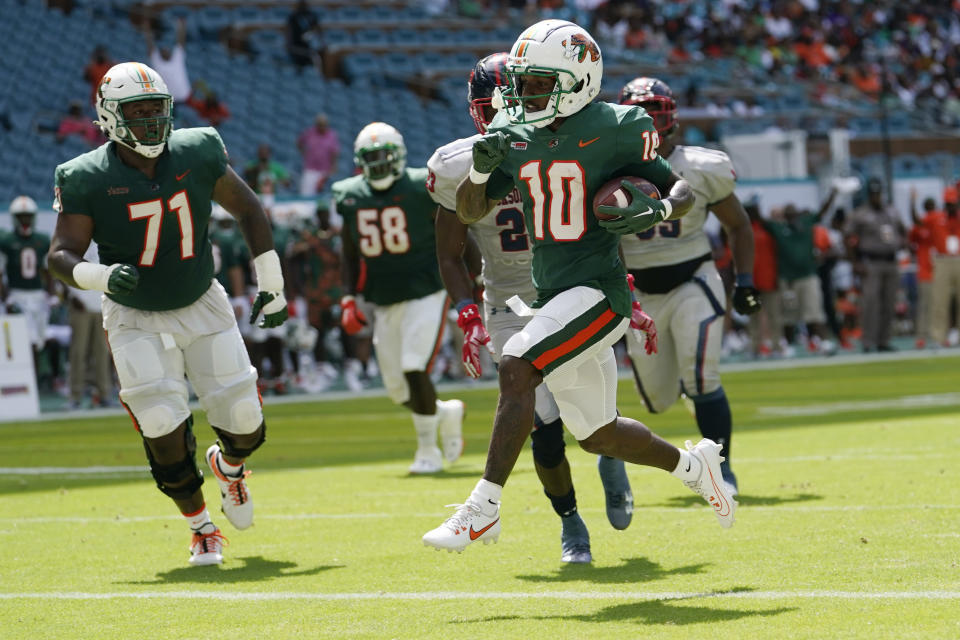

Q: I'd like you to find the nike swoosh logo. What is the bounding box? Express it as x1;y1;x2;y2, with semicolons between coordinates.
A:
176;170;191;181
578;137;600;147
633;207;653;218
469;518;499;540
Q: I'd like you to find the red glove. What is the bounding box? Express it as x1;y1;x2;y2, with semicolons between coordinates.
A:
627;274;658;355
340;296;368;335
456;303;492;378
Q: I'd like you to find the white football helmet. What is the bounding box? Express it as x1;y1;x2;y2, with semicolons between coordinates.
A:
9;195;37;236
94;62;173;158
496;20;603;128
353;122;406;191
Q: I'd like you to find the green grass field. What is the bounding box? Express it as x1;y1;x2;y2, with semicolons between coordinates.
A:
1;354;959;639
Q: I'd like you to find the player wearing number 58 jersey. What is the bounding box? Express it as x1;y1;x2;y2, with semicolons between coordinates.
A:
48;62;288;567
424;21;738;555
618;77;762;497
334;122;464;476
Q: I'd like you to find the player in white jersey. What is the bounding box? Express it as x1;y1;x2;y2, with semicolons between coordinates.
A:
617;78;762;495
428;53;635;563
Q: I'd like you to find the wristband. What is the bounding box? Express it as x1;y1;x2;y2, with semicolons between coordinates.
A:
468;167;491;184
253;249;284;291
455;298;474;313
736;273;754;287
72;261;117;292
661;198;674;220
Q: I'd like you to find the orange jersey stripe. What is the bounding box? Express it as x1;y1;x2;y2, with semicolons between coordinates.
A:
531;309;618;370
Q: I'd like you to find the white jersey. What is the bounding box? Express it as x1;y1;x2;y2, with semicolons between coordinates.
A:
427;135;537;308
620;145;736;270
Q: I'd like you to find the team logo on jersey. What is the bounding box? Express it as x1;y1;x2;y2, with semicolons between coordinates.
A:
510;141;528;150
561;34;600;64
343;198;356;206
548;138;560;149
106;186;130;196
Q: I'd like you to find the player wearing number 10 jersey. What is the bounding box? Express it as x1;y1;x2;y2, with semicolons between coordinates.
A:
424;21;739;555
48;62;288;567
334;122;464;476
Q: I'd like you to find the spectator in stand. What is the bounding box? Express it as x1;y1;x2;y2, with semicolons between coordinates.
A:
144;19;191;106
929;186;960;348
56;101;104;147
909;189;938;348
83;45;113;105
244;144;292;195
297;114;340;196
67;243;113;409
845;177;906;353
184;80;230;127
746;198;783;357
759;189;838;355
286;0;319;71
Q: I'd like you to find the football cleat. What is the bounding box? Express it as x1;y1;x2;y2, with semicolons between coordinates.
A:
189;527;227;566
408;446;443;474
597;455;633;530
205;444;254;530
560;513;592;563
683;439;737;528
422;497;500;552
720;460;739;498
437;399;465;464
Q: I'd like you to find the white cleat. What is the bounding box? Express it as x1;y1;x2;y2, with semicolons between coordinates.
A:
188;527;226;566
422;497;501;552
683;438;737;528
437;399;465;464
205;444;254;530
408;446;443;474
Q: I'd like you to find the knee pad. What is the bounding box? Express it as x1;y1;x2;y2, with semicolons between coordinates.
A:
200;370;263;434
142;416;204;500
212;421;266;459
530;419;566;469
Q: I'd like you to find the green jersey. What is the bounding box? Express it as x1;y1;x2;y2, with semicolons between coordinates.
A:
485;101;673;317
210;227;249;295
0;230;50;290
762;214;818;282
54;127;228;311
333;168;443;306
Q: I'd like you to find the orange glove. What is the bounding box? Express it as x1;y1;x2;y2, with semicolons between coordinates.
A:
340;295;368;335
456;303;492;378
627;274;657;355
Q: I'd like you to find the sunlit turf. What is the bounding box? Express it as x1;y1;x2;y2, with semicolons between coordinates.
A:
1;355;958;639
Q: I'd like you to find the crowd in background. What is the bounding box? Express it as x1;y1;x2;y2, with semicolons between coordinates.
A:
3;0;960;408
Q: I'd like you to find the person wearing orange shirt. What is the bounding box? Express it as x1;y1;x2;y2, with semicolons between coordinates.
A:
929;187;960;347
746;199;782;356
909;189;938;348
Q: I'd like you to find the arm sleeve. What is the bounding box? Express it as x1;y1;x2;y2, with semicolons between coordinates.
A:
53;164;90;217
615;107;674;188
484;167;515;201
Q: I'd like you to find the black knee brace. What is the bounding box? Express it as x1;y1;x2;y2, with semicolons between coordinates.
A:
530;418;566;469
143;416;204;500
211;421;266;459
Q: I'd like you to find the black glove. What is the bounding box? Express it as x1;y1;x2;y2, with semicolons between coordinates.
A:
732;285;762;315
107;264;139;295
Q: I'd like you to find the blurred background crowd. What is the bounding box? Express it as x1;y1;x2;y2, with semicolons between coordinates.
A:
1;0;959;410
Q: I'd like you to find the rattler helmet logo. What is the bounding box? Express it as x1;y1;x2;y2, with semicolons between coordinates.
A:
562;34;600;64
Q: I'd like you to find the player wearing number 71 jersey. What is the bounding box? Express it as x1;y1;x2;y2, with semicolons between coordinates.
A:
333;121;464;476
49;62;288;567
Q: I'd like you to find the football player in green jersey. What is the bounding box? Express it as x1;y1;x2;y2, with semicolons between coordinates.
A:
424;20;737;553
47;62;288;566
0;195;52;376
334;122;464;475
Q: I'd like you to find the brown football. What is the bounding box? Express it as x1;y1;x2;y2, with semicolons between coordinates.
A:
592;176;661;220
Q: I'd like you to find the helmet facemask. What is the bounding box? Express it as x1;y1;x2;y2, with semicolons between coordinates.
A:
14;213;35;236
498;67;571;128
107;97;173;158
357;145;405;191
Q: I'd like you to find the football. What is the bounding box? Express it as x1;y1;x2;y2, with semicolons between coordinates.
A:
592;176;661;220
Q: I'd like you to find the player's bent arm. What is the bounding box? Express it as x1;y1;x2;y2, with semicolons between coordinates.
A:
339;224;361;296
455;176;499;224
712;193;755;278
661;171;694;220
213;165;276;258
435;205;476;305
47;213;94;288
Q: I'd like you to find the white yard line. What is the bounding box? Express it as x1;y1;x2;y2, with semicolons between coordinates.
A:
757;392;960;416
0;590;957;601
